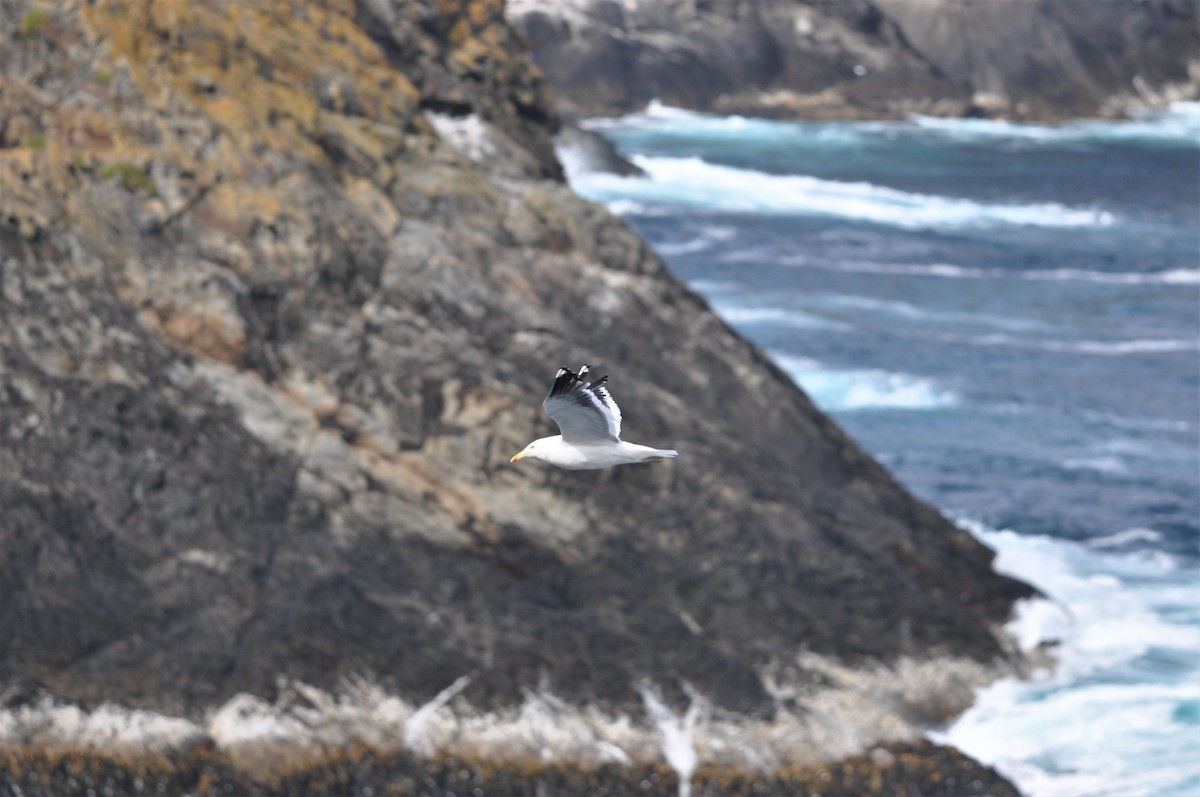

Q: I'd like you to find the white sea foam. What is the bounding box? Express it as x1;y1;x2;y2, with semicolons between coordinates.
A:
715;305;847;331
792;260;1200;285
912;101;1200;147
1059;455;1129;474
773;353;960;411
581;99;710;130
585;99;1200;149
1087;527;1165;549
587;100;1200;150
945;332;1199;356
653;224;738;256
811;293;1047;331
686;278;739;295
605;199;654;216
939;521;1200;797
1047;338;1200;355
571;156;1115;229
1022;268;1200;286
817;294;930;320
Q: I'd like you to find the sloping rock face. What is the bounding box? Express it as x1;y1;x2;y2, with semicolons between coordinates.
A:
1;0;1031;779
509;0;1200;120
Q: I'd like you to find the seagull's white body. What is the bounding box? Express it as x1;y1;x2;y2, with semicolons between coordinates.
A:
517;436;676;470
512;365;678;470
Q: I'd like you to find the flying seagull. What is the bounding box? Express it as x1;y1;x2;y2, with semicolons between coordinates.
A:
511;365;679;470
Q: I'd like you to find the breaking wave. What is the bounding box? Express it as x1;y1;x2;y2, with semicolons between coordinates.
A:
583;99;1200;149
572;156;1116;230
773;353;961;411
939;521;1200;797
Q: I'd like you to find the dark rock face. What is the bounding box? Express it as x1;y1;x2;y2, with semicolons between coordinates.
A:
877;0;1200;119
508;0;1199;120
1;0;1031;762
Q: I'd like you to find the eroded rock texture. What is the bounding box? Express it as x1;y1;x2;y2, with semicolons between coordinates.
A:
1;0;1030;766
509;0;1199;119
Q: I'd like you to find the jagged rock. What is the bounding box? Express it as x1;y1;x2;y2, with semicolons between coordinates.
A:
508;0;1199;120
556;122;647;178
1;0;1030;784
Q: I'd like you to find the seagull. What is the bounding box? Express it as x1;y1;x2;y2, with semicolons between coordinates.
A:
511;365;679;470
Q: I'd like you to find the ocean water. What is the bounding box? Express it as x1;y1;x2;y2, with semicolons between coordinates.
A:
567;101;1200;797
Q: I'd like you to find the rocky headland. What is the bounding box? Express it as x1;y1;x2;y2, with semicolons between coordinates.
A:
509;0;1200;121
2;0;1036;793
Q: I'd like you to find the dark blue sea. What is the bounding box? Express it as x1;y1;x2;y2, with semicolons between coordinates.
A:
566;102;1200;797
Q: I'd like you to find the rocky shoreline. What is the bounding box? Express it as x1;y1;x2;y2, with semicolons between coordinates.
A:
508;0;1199;122
0;0;1061;793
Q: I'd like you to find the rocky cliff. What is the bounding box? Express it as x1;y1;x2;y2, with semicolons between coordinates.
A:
1;0;1032;792
509;0;1200;120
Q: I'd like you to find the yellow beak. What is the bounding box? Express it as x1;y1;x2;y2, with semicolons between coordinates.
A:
511;451;526;462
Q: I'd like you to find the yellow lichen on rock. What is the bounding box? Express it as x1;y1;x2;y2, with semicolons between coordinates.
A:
80;0;421;169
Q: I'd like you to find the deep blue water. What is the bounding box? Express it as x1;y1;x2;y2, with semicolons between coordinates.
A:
567;102;1200;797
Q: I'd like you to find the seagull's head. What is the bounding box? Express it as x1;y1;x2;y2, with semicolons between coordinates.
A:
512;438;554;464
511;441;537;463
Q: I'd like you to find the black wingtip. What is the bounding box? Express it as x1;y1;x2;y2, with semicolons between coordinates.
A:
547;364;613;399
548;365;579;398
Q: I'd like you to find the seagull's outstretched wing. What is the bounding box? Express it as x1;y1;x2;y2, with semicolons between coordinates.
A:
543;365;623;443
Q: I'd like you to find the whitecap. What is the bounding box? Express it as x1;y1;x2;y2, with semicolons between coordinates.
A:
810;293;1046;331
795;260;1200;285
1059;456;1129;474
772;353;960;411
1023;268;1200;286
714;305;847;331
943;333;1200;356
938;521;1200;797
685;278;739;295
571;156;1115;230
1045;338;1200;355
587;100;1200;149
604;199;653;216
815;294;930;320
581;99;712;130
1087;528;1165;549
911;102;1200;148
653;224;738;256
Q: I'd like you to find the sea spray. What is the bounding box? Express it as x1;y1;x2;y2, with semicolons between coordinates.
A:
771;353;961;412
638;683;709;797
937;522;1200;797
